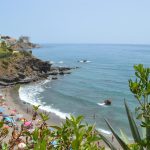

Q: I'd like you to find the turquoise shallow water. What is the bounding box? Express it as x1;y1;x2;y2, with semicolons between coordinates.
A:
19;44;150;135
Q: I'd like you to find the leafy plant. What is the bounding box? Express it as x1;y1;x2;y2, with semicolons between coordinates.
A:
53;115;102;150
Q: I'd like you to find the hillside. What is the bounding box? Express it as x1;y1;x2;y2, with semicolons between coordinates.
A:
0;45;73;87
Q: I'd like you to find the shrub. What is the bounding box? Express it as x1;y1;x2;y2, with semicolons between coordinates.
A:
0;105;102;150
20;50;31;57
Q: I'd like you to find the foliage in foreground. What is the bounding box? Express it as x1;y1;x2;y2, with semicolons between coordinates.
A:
0;107;102;150
0;42;12;58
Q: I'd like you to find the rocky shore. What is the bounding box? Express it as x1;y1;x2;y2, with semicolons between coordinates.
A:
0;51;76;87
0;34;77;87
0;59;75;87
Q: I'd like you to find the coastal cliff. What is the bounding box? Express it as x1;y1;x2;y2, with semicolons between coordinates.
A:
0;37;73;87
0;52;73;86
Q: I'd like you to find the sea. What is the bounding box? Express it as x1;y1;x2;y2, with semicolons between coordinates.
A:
19;44;150;136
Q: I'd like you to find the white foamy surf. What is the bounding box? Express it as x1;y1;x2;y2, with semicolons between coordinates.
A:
49;61;55;64
97;128;112;135
97;103;108;107
97;103;105;106
58;61;64;64
18;80;70;120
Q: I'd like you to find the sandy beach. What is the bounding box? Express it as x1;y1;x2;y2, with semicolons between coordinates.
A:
0;86;63;127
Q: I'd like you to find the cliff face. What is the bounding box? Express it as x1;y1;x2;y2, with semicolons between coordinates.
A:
0;52;51;86
0;35;74;87
0;50;74;87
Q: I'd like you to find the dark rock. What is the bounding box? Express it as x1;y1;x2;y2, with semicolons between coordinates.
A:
58;67;71;72
0;76;19;83
19;77;39;84
59;71;71;75
104;100;111;105
32;66;39;71
52;76;58;80
49;70;59;75
18;72;26;79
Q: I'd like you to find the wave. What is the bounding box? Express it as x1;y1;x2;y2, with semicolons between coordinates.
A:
97;128;111;135
97;103;109;107
58;61;64;64
18;80;70;120
49;61;55;64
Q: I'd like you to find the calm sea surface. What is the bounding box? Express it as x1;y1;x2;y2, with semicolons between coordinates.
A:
19;44;150;135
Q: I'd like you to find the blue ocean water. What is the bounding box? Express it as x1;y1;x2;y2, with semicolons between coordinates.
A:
19;44;150;135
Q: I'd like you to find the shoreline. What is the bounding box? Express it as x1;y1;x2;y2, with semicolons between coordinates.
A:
0;85;64;127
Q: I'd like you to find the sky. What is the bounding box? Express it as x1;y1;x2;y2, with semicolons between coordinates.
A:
0;0;150;44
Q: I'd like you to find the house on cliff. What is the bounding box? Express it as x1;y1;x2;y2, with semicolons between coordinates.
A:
0;35;17;46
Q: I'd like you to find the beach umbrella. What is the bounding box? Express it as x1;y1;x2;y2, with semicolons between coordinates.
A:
24;121;32;127
12;109;17;112
3;117;15;127
4;117;14;123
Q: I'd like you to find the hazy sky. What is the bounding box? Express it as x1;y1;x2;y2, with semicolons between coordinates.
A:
0;0;150;44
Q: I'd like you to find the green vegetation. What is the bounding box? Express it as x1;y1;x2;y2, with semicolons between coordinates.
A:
1;60;9;69
20;50;32;57
0;42;12;58
0;64;150;149
0;47;12;58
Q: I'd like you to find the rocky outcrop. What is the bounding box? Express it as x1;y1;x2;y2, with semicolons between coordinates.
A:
104;100;112;105
0;35;77;86
0;56;76;86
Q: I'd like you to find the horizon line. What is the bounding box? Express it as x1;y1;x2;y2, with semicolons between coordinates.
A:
37;42;150;46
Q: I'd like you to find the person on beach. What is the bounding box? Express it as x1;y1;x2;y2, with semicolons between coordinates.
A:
112;135;114;142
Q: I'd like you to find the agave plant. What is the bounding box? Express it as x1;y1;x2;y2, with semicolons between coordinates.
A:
100;64;150;150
